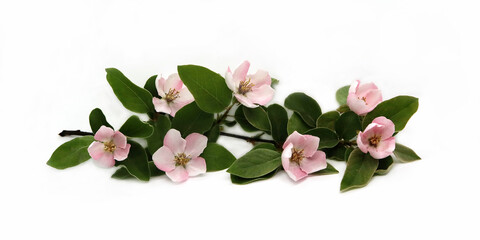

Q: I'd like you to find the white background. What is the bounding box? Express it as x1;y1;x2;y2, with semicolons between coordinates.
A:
1;0;479;239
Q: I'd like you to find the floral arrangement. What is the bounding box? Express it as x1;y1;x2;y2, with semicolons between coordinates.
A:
47;61;420;191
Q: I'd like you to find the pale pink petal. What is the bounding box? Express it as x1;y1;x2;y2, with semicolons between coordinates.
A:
372;117;395;139
283;131;305;149
233;61;250;83
225;68;237;92
364;89;382;109
163;129;186;155
156;76;167;97
357;82;379;97
235;94;257;108
285;164;308;182
184;133;208;158
347;93;369;116
356;132;369;154
94;152;115;168
245;84;275;106
300;151;327;174
94;126;115;142
177;87;194;104
185;157;207;177
164;73;183;91
299;135;319;157
152;146;176;172
369;137;395;159
248;70;271;86
112;131;127;148
349;80;360;94
114;144;130;161
165;166;189;183
281;143;294;170
168;88;194;116
169;101;188;117
153;97;171;115
88;141;106;160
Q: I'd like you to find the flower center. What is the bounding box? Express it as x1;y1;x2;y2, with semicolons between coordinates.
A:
103;141;116;153
165;88;180;102
368;135;381;147
238;78;255;95
174;152;191;166
359;96;368;105
290;148;305;164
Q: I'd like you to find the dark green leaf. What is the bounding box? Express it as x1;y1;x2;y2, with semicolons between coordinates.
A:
234;106;258;132
177;65;232;113
267;104;288;143
89;108;113;133
393;143;421;162
230;168;279;185
271;78;280;88
375;156;394;175
144;75;159;98
252;143;277;151
47;136;94;169
316;111;340;130
284;92;322;127
335;111;361;140
224;120;237;127
336;104;350;113
205;124;220;142
345;147;354;161
243;106;271;132
324;144;348;161
335;85;349;105
112;162;165;180
311;163;339;175
201;143;236;172
115;141;150;181
287;112;311;134
227;149;282;178
119;115;154;138
146;115;171;154
305;127;339;149
362;96;419;132
340;149;379;192
171;102;214;137
105;68;155;114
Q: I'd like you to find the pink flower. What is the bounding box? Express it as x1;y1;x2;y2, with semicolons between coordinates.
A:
281;131;327;181
152;73;194;117
357;117;396;159
152;129;207;183
87;126;131;168
225;61;275;108
346;80;382;115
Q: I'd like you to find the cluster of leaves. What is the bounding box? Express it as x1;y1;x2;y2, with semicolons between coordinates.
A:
47;65;420;191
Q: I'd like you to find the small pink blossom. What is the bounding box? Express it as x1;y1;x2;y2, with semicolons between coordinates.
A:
87;126;131;168
281;131;327;181
346;80;382;116
225;61;275;108
357;117;396;159
152;129;207;183
152;73;194;117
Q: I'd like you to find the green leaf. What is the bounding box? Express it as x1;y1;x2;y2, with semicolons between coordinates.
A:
393;143;421;162
345;147;354;161
267;104;288;143
316;111;340;130
375;156;394;175
112;162;165;180
89;108;113;133
324;144;348;161
177;65;232;113
362;96;419;132
146;115;171;154
271;78;280;88
144;75;159;98
243;106;271;132
230;168;279;185
335;111;361;140
312;163;339;175
336;85;349;105
336;104;350;113
115;141;150;181
105;68;155;114
252;143;277;151
205;124;220;142
284;92;322;127
234;106;258;132
201;143;236;172
47;136;94;169
305;127;339;149
340;149;379;192
224;120;237;127
227;149;282;178
287;112;311;135
119;115;154;138
171;102;214;137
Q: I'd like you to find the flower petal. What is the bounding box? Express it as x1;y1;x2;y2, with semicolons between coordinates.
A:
156;76;167;97
163;129;186;155
112;131;127;148
233;61;250;83
152;146;176;172
114;144;130;161
248;70;271;86
285;164;308;182
94;126;115;142
245;84;275;106
356;131;369;154
372;116;395;139
93;151;115;168
369;137;395;159
357;82;379;97
235;94;258;108
153;97;172;115
165;166;189;183
184;133;208;158
364;89;382;109
349;80;360;94
164;73;183;91
347;93;369;116
300;151;327;174
283;131;318;157
281;143;294;170
88;141;106;160
225;67;237;92
185;157;207;177
283;131;304;149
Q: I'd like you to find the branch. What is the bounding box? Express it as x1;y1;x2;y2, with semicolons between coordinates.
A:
59;130;93;137
219;132;276;145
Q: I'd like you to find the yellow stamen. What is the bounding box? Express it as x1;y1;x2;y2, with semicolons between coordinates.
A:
103;141;116;153
165;88;180;102
369;135;381;147
174;153;191;166
290;148;305;164
238;78;255;95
